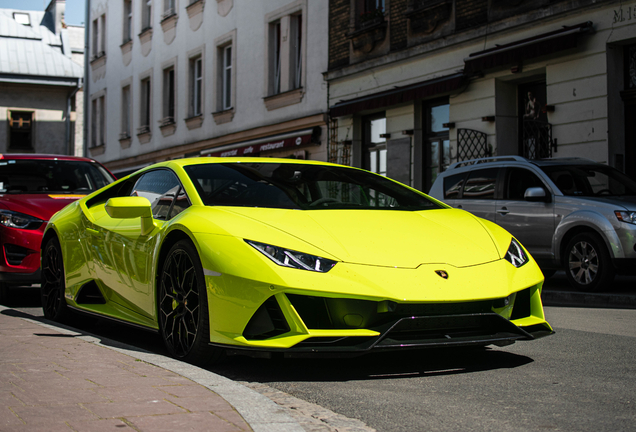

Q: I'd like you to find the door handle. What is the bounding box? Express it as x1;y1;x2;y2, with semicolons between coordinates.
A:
497;207;509;215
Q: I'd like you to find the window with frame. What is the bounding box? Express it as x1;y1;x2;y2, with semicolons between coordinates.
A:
270;20;282;95
142;0;152;31
290;13;302;90
190;56;203;117
123;0;133;42
91;15;106;59
424;99;450;191
362;113;387;176
463;168;499;200
8;111;34;151
162;67;175;124
91;95;106;147
163;0;175;18
222;45;232;110
356;0;386;29
121;85;131;139
140;78;151;133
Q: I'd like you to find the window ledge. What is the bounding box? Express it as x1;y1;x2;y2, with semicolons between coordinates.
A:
90;54;106;68
89;144;105;156
212;108;235;125
161;12;178;29
139;27;153;43
137;127;152;144
120;39;133;49
185;115;203;130
119;135;132;149
186;0;205;16
263;88;304;111
159;118;177;136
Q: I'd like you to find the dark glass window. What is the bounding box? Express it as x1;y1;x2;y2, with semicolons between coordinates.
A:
132;170;190;220
463;168;498;200
541;165;636;197
184;162;441;211
506;168;545;200
9;111;33;150
443;173;466;199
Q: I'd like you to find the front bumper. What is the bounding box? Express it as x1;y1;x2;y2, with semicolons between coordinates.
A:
0;224;45;282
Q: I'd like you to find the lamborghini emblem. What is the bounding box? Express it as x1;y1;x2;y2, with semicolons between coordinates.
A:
435;270;449;279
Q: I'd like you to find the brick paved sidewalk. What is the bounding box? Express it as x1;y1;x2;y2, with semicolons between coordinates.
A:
0;310;251;432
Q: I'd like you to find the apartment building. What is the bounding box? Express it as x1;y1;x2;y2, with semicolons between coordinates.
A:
326;0;636;191
86;0;329;175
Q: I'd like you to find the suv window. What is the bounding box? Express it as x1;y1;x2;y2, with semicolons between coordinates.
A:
506;168;545;200
463;168;499;200
541;165;636;197
443;173;465;199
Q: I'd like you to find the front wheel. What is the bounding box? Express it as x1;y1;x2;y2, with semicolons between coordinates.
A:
158;239;222;365
564;232;614;293
41;237;69;321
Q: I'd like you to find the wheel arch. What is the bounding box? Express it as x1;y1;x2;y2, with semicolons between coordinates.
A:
554;211;623;266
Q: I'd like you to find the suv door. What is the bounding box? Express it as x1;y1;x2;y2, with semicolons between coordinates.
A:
495;167;555;261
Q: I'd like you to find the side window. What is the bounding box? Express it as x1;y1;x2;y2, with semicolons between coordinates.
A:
131;170;190;220
443;173;466;199
463;168;499;200
506;168;545;200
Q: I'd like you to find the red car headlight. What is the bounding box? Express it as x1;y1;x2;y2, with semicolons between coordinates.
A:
0;210;44;230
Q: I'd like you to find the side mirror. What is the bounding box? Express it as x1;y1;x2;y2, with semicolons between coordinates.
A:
105;196;156;235
524;187;551;203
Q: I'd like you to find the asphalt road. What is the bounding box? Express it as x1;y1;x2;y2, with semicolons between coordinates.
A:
4;288;636;431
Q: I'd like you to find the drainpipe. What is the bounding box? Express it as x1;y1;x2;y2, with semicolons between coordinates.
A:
83;0;90;157
66;79;81;155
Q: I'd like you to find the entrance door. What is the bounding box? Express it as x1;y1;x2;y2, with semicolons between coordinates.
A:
624;45;636;180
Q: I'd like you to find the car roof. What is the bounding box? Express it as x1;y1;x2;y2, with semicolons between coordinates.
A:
0;153;98;162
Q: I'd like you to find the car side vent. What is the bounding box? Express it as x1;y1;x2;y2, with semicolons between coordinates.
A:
76;281;106;304
243;296;290;340
510;288;531;320
4;244;31;265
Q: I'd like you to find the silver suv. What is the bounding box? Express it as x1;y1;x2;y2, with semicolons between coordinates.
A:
428;156;636;292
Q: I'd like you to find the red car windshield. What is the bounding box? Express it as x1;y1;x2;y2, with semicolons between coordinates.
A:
0;159;113;194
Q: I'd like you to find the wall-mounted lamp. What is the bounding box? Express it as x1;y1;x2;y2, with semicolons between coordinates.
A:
481;116;495;122
442;122;455;129
402;129;414;135
379;133;391;139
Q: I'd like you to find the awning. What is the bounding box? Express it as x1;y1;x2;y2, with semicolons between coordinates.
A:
329;72;466;118
464;21;594;74
201;128;315;157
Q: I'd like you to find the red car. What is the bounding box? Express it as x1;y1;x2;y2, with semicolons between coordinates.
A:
0;154;115;302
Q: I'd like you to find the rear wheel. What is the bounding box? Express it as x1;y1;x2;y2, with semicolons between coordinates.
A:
564;232;614;293
158;239;222;365
41;237;69;321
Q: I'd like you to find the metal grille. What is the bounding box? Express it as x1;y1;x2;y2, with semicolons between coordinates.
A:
522;120;553;159
328;117;352;166
457;128;489;162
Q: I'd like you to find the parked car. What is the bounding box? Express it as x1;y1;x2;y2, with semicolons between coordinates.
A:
429;156;636;292
0;154;116;302
41;157;552;365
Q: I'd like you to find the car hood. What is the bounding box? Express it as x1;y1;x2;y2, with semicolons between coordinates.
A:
215;207;502;268
0;193;86;221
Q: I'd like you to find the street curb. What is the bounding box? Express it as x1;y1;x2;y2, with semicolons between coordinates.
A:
0;306;304;432
542;290;636;309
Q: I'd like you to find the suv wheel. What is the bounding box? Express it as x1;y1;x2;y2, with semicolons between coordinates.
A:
564;232;614;292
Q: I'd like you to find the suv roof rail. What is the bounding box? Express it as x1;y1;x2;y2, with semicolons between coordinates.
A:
447;156;529;170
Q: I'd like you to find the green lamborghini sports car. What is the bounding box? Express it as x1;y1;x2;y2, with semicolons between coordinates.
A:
41;158;552;364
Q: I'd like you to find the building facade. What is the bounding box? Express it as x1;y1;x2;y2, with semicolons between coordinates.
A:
0;0;84;156
87;0;329;175
326;0;636;192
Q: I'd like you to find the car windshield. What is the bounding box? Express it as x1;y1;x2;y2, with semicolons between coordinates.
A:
184;162;441;210
0;159;114;194
541;164;636;197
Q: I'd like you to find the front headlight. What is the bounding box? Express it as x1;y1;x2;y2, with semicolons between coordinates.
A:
615;211;636;225
246;240;337;273
505;238;528;268
0;210;44;230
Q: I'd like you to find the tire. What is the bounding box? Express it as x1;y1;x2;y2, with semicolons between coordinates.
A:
41;237;70;321
564;232;614;293
158;239;222;365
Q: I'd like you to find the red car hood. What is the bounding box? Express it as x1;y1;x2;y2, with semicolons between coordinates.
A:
0;193;86;221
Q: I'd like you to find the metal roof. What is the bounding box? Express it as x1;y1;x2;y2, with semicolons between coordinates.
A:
0;8;82;82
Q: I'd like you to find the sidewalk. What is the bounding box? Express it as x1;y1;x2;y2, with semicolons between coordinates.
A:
0;307;304;432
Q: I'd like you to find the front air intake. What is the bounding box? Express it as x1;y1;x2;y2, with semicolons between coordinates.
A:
243;296;290;340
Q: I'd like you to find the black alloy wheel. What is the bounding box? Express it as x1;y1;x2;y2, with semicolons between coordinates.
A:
158;239;221;365
41;237;69;321
564;232;614;293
